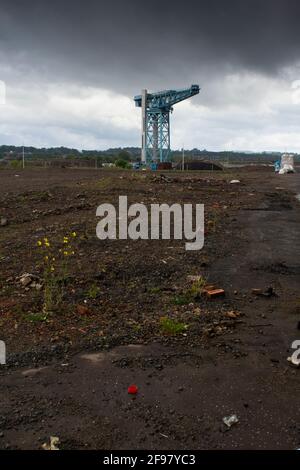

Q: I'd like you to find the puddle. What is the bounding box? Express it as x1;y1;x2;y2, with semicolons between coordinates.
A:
80;345;145;364
80;352;106;363
21;366;48;377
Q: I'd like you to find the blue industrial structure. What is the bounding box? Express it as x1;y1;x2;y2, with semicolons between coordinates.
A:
134;85;200;164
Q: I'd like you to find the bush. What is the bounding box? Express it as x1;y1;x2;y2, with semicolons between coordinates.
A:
9;159;22;169
115;159;130;169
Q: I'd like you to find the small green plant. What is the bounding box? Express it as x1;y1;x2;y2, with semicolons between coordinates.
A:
188;276;207;299
173;276;207;305
173;294;191;305
34;191;52;202
9;159;22;169
160;316;187;335
96;176;114;190
132;323;142;332
148;286;161;294
24;312;48;323
207;209;219;233
86;283;100;299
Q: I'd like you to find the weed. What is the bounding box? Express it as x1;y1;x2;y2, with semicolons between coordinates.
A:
96;177;114;190
173;294;190;305
160;316;187;335
86;283;100;299
149;286;161;294
207;209;219;233
188;276;207;299
36;232;78;315
24;312;48;323
132;323;142;332
30;191;52;202
173;276;207;305
9;160;22;169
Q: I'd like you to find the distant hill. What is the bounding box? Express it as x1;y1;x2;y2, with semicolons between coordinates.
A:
0;145;299;163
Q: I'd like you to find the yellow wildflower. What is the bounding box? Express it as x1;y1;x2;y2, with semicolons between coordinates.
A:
71;232;77;238
37;240;42;247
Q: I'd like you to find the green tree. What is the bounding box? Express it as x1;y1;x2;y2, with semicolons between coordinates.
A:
115;159;130;169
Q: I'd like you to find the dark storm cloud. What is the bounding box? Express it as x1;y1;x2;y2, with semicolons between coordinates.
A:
1;0;300;94
1;0;300;151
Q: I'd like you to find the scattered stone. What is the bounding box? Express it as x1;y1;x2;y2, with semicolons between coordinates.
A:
152;174;172;183
0;217;8;226
229;180;240;184
223;414;239;428
76;305;91;316
42;436;60;451
252;288;263;295
31;281;43;290
187;275;202;282
226;310;240;319
19;273;36;287
252;287;276;297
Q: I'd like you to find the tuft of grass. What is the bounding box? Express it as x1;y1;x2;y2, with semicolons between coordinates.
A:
173;276;207;305
86;284;100;299
188;277;207;299
32;191;52;202
23;312;48;323
9;160;22;169
96;177;114;190
207;208;220;233
160;316;187;335
148;286;161;294
173;294;190;305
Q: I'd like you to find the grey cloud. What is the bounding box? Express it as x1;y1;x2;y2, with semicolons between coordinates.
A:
1;1;300;151
1;0;300;94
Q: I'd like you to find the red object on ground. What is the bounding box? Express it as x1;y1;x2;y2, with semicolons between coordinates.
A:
128;385;138;395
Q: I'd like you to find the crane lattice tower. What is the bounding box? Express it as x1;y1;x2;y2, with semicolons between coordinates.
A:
134;84;200;163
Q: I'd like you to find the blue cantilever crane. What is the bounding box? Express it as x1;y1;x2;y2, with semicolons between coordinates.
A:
134;85;200;164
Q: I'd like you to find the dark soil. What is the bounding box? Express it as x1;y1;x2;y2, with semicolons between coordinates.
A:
0;167;299;449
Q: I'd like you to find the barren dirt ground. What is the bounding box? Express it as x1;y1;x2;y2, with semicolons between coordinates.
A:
0;167;299;449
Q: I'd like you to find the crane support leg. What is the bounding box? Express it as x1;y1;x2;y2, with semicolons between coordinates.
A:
134;85;200;165
146;111;170;163
141;89;147;163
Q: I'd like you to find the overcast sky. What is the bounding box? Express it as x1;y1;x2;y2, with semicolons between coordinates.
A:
1;0;300;151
